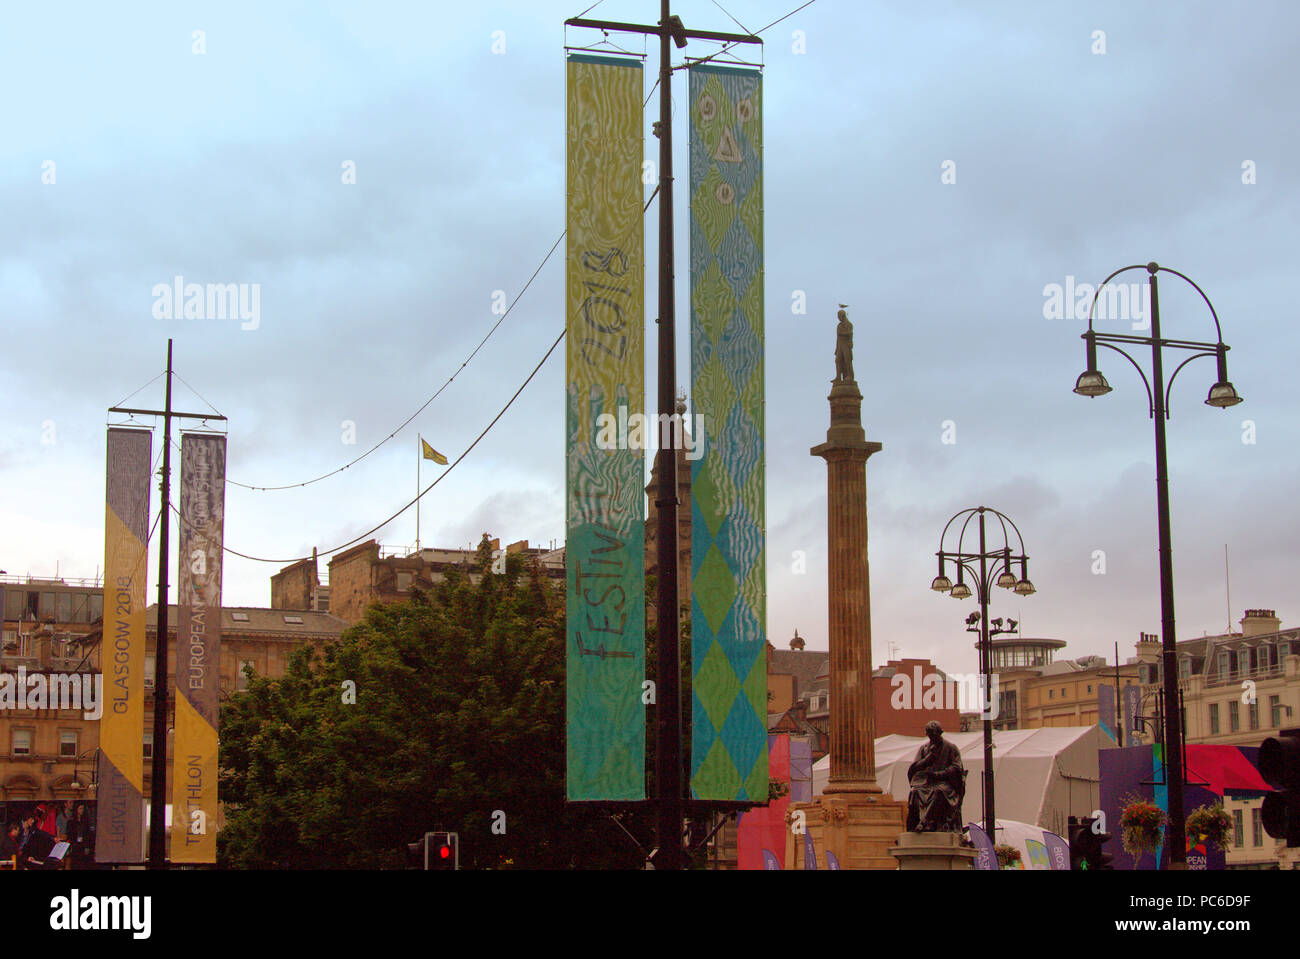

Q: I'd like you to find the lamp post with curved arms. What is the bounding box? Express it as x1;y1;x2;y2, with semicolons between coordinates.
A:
1073;261;1243;869
930;506;1036;843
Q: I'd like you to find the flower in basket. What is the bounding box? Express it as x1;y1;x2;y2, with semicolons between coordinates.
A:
1186;803;1233;851
994;844;1022;869
1120;794;1167;863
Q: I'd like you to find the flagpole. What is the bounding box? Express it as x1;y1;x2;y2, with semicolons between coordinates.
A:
416;433;421;555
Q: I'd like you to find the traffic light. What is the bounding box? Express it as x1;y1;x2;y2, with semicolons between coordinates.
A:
1068;816;1088;870
1068;815;1114;870
1260;728;1300;847
424;831;459;870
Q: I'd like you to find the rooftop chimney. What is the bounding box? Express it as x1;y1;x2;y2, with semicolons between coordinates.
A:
1241;609;1281;638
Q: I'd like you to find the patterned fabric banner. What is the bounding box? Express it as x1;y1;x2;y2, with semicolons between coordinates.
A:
172;433;225;862
688;64;766;800
565;53;645;801
97;427;151;863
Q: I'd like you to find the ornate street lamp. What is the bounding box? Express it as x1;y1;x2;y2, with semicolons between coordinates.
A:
1072;261;1242;869
930;506;1035;842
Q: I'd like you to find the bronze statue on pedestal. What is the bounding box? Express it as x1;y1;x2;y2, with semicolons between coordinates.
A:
906;721;967;833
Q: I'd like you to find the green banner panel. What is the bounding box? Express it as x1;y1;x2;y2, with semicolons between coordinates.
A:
689;64;767;800
565;54;645;801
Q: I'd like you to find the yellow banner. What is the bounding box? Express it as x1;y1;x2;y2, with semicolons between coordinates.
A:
96;428;151;863
565;54;646;800
172;696;218;861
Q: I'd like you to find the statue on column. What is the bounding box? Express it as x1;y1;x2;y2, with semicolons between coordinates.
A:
834;306;854;382
905;721;967;832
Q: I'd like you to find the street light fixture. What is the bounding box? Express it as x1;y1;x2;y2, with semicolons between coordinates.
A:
931;506;1035;843
1072;261;1242;869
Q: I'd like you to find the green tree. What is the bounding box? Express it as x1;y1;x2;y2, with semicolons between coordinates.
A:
218;537;644;869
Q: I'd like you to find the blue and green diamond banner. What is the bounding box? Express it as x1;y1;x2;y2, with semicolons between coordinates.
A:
688;64;767;801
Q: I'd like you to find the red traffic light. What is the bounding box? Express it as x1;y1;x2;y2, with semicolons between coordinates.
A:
439;844;451;859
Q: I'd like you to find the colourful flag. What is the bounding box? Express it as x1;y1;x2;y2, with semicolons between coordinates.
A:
421;438;447;465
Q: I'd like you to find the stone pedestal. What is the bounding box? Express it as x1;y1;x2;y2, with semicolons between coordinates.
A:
889;831;977;870
788;792;907;870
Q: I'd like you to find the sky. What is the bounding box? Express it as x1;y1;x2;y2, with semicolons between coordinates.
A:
3;0;1298;682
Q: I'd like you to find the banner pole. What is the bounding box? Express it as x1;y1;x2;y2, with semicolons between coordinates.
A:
148;339;173;869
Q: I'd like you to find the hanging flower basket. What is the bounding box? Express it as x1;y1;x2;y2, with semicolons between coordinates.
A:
994;844;1022;869
1120;795;1167;864
1186;803;1233;851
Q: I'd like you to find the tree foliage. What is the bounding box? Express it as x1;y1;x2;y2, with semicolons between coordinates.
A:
218;536;646;869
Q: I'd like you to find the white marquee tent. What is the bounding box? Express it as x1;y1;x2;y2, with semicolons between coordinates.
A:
813;725;1111;834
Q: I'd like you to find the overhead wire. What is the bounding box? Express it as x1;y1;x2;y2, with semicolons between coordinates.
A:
175;328;566;565
225;229;565;491
683;0;816;69
197;186;657;566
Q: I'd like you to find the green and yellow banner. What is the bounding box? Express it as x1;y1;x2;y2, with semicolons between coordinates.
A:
688;64;767;800
172;432;225;863
97;427;152;862
565;53;645;800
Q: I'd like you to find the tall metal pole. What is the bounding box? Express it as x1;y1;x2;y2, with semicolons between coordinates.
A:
1115;641;1123;748
567;2;759;872
978;510;995;842
1149;269;1186;868
149;339;173;868
653;0;683;872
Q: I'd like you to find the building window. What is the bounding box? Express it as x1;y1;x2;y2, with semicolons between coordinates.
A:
237;659;256;692
1229;700;1240;732
1087;684;1093;694
1218;651;1230;679
1179;657;1191;680
1233;809;1244;848
1249;701;1259;730
1252;807;1263;847
144;731;153;760
12;729;33;756
1270;695;1282;728
1049;689;1054;700
397;572;412;592
1209;703;1220;735
60;730;78;757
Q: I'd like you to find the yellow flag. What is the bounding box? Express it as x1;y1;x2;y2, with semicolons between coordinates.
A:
421;438;448;465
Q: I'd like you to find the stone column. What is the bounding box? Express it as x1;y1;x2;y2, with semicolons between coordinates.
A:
811;379;882;792
786;330;906;870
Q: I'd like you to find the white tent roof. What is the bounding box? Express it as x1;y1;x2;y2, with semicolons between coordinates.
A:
814;725;1109;833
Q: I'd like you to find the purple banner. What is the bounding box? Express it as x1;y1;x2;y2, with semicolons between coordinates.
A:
967;823;998;870
1042;829;1071;870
